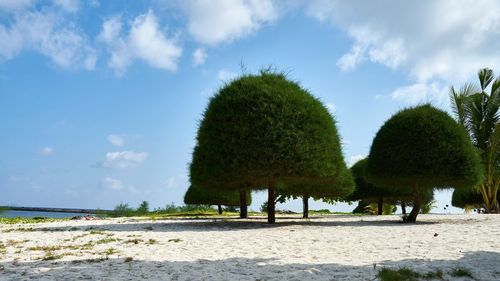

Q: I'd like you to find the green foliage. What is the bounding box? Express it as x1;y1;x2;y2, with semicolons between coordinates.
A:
451;188;486;208
184;185;251;206
260;201;268;213
112;202;134;217
0;217;65;224
367;104;483;191
450;267;473;278
190;71;353;197
136;201;149;215
377;268;421;281
348;158;412;203
450;68;500;212
421;200;436;214
152;203;215;214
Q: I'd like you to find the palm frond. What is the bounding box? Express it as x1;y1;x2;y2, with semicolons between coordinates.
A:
478;68;494;91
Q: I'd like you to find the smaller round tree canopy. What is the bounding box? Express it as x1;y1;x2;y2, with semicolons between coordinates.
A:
184;185;252;207
347;158;409;202
366;104;483;191
451;189;498;209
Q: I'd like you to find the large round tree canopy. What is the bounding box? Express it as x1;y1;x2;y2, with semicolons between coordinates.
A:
366;104;483;190
190;71;352;194
184;185;251;206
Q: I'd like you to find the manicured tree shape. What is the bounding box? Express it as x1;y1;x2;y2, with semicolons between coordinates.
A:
452;189;499;211
184;185;251;215
366;104;483;222
190;71;353;223
348;158;407;215
450;68;500;213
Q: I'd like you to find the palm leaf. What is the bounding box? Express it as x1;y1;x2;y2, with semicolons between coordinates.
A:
478;68;494;91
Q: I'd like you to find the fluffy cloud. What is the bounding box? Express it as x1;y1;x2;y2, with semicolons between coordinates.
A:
217;69;237;81
39;146;54;156
179;0;279;45
0;8;96;69
391;82;448;105
192;47;207;66
102;151;148;168
101;177;123;190
107;134;125;146
0;0;33;11
98;11;182;74
306;0;500;103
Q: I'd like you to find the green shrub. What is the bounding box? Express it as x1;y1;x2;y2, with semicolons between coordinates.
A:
367;105;483;222
190;71;353;223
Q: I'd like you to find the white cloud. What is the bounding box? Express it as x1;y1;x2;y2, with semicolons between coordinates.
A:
0;9;96;70
102;151;148;168
98;11;182;74
102;177;123;190
307;0;500;83
348;154;365;167
180;0;279;45
165;174;188;189
107;134;125;146
53;0;79;13
40;147;54;156
391;82;448;105
217;69;237;81
192;47;207;66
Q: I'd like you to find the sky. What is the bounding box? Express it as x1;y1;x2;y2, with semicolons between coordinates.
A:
1;0;499;214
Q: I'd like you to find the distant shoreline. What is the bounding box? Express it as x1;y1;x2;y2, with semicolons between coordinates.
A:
0;206;112;214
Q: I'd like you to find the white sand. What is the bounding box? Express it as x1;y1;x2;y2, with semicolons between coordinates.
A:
0;214;499;280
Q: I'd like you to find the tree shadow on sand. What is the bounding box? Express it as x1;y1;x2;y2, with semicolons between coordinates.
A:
30;216;439;233
1;251;498;280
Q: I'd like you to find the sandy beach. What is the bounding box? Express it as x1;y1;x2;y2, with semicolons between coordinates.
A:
0;214;499;280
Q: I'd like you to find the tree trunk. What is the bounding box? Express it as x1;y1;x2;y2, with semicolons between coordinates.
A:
401;201;407;215
239;190;247;219
267;187;276;224
302;194;309;219
377;197;383;215
407;184;421;223
217;204;222;215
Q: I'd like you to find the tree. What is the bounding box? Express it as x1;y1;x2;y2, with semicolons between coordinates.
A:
183;185;251;215
450;68;500;213
136;201;149;215
348;158;409;215
366;105;483;222
190;71;353;223
452;188;499;211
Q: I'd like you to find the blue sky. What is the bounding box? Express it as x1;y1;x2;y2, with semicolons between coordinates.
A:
1;0;499;213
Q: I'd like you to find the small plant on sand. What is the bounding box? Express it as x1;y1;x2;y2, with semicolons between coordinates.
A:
423;269;444;279
378;268;421;281
450;267;473;278
102;248;117;255
124;257;133;262
41;253;64;261
125;238;143;244
168;238;182;243
147;239;157;245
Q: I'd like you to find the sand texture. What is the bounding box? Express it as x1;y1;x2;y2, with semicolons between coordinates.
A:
0;214;499;280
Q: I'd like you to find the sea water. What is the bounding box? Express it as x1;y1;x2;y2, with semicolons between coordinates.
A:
0;210;91;218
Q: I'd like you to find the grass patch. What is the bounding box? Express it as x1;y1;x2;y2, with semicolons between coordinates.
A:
3;227;34;232
101;248;118;255
28;245;62;251
125;238;143;244
147;239;157;244
378;268;421;281
96;238;119;244
450;267;473;278
0;217;66;225
124;257;133;262
41;253;64;261
423;269;444;279
168;238;182;243
71;257;109;264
